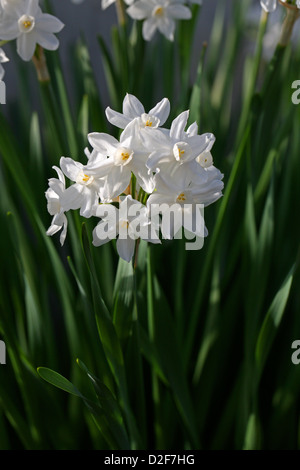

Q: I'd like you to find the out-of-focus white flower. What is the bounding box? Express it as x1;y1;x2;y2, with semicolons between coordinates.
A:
45;166;68;246
260;0;278;12
93;195;160;262
106;93;170;131
59;157;103;218
0;0;64;61
260;0;300;12
85;119;155;201
127;0;192;41
0;48;9;80
70;0;135;9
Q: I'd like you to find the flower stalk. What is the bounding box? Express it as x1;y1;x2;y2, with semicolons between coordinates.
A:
278;0;300;46
32;46;50;82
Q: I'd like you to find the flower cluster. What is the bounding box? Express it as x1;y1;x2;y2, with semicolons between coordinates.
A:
45;94;224;263
0;0;64;61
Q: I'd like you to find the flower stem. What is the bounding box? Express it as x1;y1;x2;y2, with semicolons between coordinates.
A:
278;0;300;46
115;0;127;27
32;46;50;82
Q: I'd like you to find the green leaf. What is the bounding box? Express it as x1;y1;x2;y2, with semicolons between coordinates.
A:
37;367;84;398
255;264;295;379
76;359;130;450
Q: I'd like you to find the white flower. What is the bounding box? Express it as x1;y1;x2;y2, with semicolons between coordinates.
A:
144;110;215;188
85;119;155;201
0;0;64;61
147;166;223;240
0;48;9;80
260;0;300;12
59;157;103;218
45;166;68;246
72;0;135;10
93;195;160;262
105;93;170;130
127;0;192;41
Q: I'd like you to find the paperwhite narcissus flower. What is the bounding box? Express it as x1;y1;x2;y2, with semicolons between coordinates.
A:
260;0;300;12
70;0;134;9
106;93;170;131
127;0;192;41
45;166;68;246
0;0;64;61
85;119;155;201
144;110;216;187
0;48;9;80
59;157;103;218
147;166;223;239
93;195;160;262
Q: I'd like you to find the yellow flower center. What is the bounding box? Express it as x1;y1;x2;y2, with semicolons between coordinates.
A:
153;6;164;17
121;152;130;161
178;148;185;158
23;20;32;28
82;174;90;183
120;220;129;229
145;120;153;127
177;193;186;202
18;14;35;33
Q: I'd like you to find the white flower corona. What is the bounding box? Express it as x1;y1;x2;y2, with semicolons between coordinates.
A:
0;0;64;61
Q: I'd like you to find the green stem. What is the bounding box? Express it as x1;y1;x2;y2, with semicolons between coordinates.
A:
146;244;161;448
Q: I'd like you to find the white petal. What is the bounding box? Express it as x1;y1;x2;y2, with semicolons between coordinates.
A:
116;237;136;263
52;165;66;186
35;13;64;33
16;33;37;61
127;1;152;20
0;48;9;64
93;220;117;246
26;0;40;17
101;0;116;10
142;17;157;41
166;4;192;19
0;63;5;80
60;184;86;211
169;110;189;140
122;93;145;119
149;98;170;126
34;31;59;51
59;215;68;246
104;166;131;199
157;17;175;41
88;132;118;155
186;122;198;136
60;157;83;181
260;0;277;12
105;107;131;129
